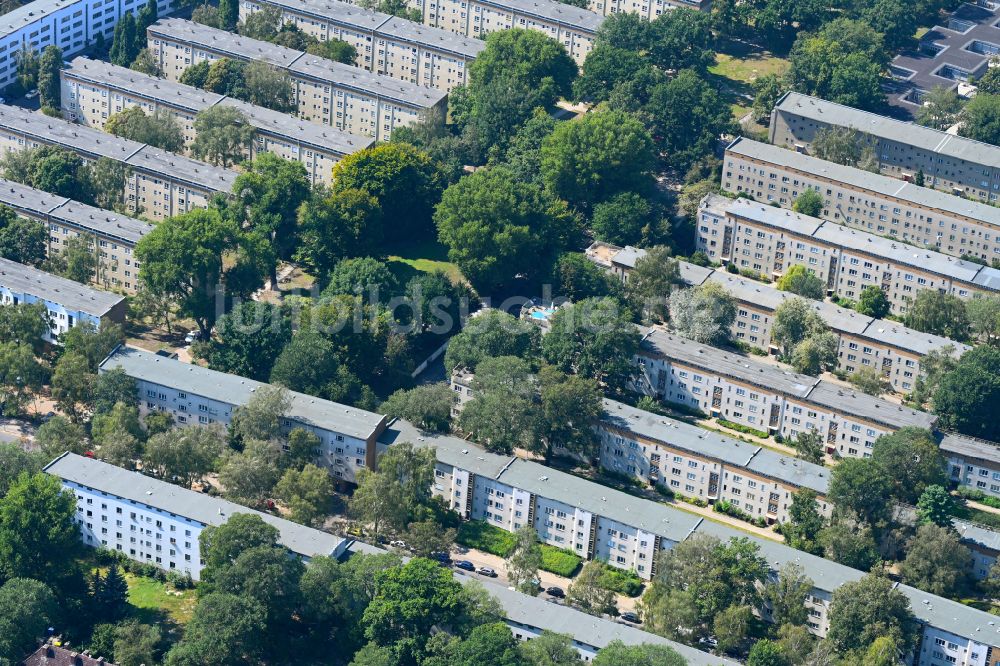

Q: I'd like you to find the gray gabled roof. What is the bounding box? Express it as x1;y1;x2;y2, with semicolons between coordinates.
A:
0;257;124;317
100;346;386;440
803;381;936;430
940;432;1000;464
471;0;603;31
149;18;306;68
860;319;970;357
44;452;346;559
727;198;826;237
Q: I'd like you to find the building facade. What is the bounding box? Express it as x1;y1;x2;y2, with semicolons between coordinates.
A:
943;432;1000;500
99;345;388;484
61;57;374;186
721;137;1000;264
0;257;126;342
0;178;152;293
695;196;1000;315
769;91;1000;205
145;18;449;136
582;0;707;19
231;0;485;91
0;105;235;220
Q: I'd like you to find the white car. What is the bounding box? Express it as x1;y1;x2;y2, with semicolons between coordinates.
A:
184;330;200;344
24;90;38;99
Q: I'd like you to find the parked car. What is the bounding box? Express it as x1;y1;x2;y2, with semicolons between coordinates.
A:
545;586;565;598
619;611;641;624
431;552;452;565
389;540;406;549
476;566;497;578
455;560;475;572
25;89;37;99
184;330;200;344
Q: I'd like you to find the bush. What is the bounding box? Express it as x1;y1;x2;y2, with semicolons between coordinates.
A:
456;520;517;557
597;564;644;597
714;499;756;524
654;483;674;499
663;400;708;419
539;545;582;577
956;487;1000;509
166;570;195;590
601;468;642;488
675;493;708;508
717;419;769;439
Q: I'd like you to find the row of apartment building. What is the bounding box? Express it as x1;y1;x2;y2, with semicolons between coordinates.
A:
60;56;375;186
770;91;1000;206
244;0;601;67
0;0;177;89
722;136;1000;263
0;104;235;220
0;178;151;293
586;241;967;394
696;194;1000;314
0;256;126;341
146;18;449;139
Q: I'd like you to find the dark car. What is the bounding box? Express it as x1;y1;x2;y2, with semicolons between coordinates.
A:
545;586;565;598
477;566;498;577
431;552;452;565
455;560;476;571
620;611;641;624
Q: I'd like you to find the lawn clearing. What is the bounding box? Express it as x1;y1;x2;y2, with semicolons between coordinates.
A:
386;238;464;285
126;573;197;626
709;52;789;85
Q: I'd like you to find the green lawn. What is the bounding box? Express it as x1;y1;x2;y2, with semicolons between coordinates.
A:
708;42;790;123
126;574;197;626
386;238;465;285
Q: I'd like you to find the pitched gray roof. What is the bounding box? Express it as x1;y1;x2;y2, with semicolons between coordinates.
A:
727;198;826;237
380;418;513;479
803;381;936;430
860;319;970;357
954;519;1000;555
0;257;124;316
940;432;1000;464
471;0;603;30
45;452;346;558
149;18;306;68
100;346;386;440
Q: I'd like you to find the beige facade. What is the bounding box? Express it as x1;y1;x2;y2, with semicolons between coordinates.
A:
233;0;484;92
770;91;1000;205
723;137;1000;264
584;0;707;19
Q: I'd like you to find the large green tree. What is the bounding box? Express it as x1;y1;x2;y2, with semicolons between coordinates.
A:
933;345;1000;441
826;573;916;654
959;93;1000;146
206;301;291;381
0;473;80;587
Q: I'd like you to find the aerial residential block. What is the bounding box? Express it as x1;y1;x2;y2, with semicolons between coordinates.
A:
695;195;1000;314
0;257;126;342
231;0;485;91
0;178;152;293
769;91;1000;204
44;452;350;580
722;136;1000;262
99;345;388;484
942;432;1000;501
0;105;235;220
61;57;374;186
145;19;449;135
582;0;707;19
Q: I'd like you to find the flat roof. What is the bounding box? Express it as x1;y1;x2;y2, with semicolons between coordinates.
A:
804;381;937;430
64;57;226;113
940;432;1000;463
0;257;124;316
0;0;77;35
0;178;67;217
149;18;306;68
861;319;970;357
955;519;1000;554
896;582;1000;643
260;0;390;30
100;346;386;440
727;197;826;237
217;98;373;155
774;91;1000;168
380;418;513;479
45;452;346;559
127;145;236;192
726;137;1000;230
473;0;603;31
373;16;488;58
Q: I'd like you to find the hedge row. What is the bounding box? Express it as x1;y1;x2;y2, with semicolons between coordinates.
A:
539;545;582;577
597;564;644;597
456;520;517;557
717;418;769;439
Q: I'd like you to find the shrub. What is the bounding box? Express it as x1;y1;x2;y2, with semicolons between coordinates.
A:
457;520;517;557
714;499;756;524
166;570;195;590
654;483;675;499
601;468;642;488
539;545;582;577
675;493;708;508
597;564;644;597
664;400;708;419
717;419;769;439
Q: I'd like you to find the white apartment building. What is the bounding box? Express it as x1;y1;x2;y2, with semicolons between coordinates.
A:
0;0;177;88
0;105;235;220
61;57;374;186
770;91;1000;205
943;432;1000;500
696;196;1000;315
0;256;126;341
234;0;485;91
635;327;937;458
0;178;152;293
723;136;1000;263
583;0;706;19
45;452;349;580
99;345;388;484
145;19;449;136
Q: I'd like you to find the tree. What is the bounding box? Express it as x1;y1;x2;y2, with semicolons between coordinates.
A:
15;46;39;91
810;126;878;171
0;302;48;354
542;297;641;393
105;107;184;153
1;146;90;202
643;69;735;168
855;285;891;318
436;166;577;292
0;578;59;664
916;86;964;130
772;298;837;374
903;290;970;341
51;351;95;421
458;356;537;455
959;93;1000;146
109;13;139;66
218;0;239;30
574;45;646;104
444;310;540;373
625;246;682;322
777;265;825;299
426;622;528;666
649;9;715;71
35;416;87;458
199;513;280;581
0;445;42;499
916;484;954;527
144;425;225;487
827;573;916;654
37;45;62;110
849;366;886;396
110;620;161;666
295;187;383;281
207;301;291;381
518;631;581;665
48;233;99;284
819;521;880;571
507;525;542;594
592;641;686;666
553;253;621;303
92;367;138;414
218;439;281;505
791;331;839;376
790;430;824;465
403;519;456;559
0;207;46;266
131;48;162;77
0;473;80;586
870;427;944;504
86;158;132;212
828;457;893;525
589;192;666;247
792;189;824;218
667;282;737;346
567;561;617;617
536;366;602;462
321;257;399;301
274;463;335;527
268;328;342;398
747;640;788;666
380;383;454;433
0;341;46;417
763;562;812;627
899;523;971;597
212;544;304;628
405;269;477;335
91;401;144;444
785;487;825;553
165;594;266;665
933;345;1000;441
61;321;124;371
540;110;654;212
351;466;408;541
751;74;784;123
332;142;443;243
306;38;358;64
242;61;295;112
92;562;129;622
190;105;253;167
967;295;1000;345
179;60;211;88
97;428;143;468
